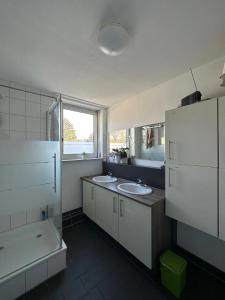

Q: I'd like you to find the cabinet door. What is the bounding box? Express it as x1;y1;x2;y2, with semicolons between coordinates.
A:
83;181;95;221
95;187;118;240
219;169;225;241
165;99;217;167
166;165;217;237
118;196;152;268
219;97;225;169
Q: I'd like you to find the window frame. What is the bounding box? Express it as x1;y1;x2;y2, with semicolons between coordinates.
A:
62;104;98;160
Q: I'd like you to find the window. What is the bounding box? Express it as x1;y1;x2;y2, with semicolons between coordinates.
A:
109;129;127;152
63;105;98;159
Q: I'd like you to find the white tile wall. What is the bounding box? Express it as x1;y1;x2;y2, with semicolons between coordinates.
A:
0;215;10;233
26;93;41;103
10;211;27;229
26;117;40;133
0;82;56;141
10;115;26;131
10;131;26;140
10;98;26;115
26;131;41;140
27;208;41;224
0;205;60;233
0;86;9;97
0;113;9;130
10;87;25;100
0;129;9;140
41;104;49;120
26;101;40;118
0;96;10;114
0;81;58;234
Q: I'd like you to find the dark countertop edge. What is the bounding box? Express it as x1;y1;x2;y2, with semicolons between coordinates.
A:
81;175;165;208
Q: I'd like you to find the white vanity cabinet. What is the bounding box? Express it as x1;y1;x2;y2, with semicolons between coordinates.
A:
118;195;152;268
83;181;96;222
95;186;119;240
82;179;169;270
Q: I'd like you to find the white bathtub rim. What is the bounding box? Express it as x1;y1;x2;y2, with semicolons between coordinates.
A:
0;240;67;285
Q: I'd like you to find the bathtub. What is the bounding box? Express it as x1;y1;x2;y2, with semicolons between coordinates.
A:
0;220;67;300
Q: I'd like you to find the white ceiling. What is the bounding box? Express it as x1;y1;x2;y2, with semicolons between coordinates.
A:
0;0;225;106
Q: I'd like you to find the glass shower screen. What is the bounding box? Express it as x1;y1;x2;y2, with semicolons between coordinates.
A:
0;87;62;280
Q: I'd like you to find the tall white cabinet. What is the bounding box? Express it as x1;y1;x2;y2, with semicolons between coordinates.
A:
165;99;217;167
165;98;218;237
219;97;225;241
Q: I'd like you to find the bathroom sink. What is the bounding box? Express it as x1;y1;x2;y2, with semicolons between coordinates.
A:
117;182;152;195
93;176;117;183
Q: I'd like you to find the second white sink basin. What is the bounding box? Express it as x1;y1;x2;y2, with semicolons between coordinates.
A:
93;176;117;183
117;182;152;195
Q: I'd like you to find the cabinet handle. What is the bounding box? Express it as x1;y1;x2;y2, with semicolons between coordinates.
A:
120;199;124;217
91;187;94;200
168;168;176;188
168;140;175;160
168;168;172;187
52;153;56;193
113;197;117;213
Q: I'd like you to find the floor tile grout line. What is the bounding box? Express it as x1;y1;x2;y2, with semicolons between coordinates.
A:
97;285;106;300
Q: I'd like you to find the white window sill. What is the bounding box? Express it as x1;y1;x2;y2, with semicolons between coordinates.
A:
62;158;103;162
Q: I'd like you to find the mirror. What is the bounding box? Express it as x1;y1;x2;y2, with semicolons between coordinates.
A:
129;123;165;161
108;123;165;164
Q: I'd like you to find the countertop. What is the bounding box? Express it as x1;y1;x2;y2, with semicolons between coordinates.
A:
81;175;165;207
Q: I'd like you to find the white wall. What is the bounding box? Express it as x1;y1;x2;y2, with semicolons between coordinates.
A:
108;55;225;131
108;54;225;272
177;223;225;272
62;159;102;212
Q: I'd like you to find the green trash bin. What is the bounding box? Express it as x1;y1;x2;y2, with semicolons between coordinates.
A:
160;250;187;298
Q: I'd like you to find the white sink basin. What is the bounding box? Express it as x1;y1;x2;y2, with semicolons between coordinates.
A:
117;182;152;195
93;176;117;183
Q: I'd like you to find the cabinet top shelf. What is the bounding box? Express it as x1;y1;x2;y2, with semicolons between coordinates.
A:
82;176;165;207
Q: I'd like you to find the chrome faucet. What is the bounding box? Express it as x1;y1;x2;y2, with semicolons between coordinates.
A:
136;178;143;184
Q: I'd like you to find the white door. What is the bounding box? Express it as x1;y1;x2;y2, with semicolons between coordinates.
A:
118;196;152;269
95;187;118;240
166;165;217;237
219;169;225;241
82;181;95;221
165;99;218;167
219;97;225;169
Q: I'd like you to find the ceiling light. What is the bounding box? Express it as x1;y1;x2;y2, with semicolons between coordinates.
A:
98;23;129;56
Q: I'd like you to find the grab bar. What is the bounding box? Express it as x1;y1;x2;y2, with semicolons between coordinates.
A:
52;153;57;193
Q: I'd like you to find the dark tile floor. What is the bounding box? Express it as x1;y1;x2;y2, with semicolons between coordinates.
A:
20;220;225;300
